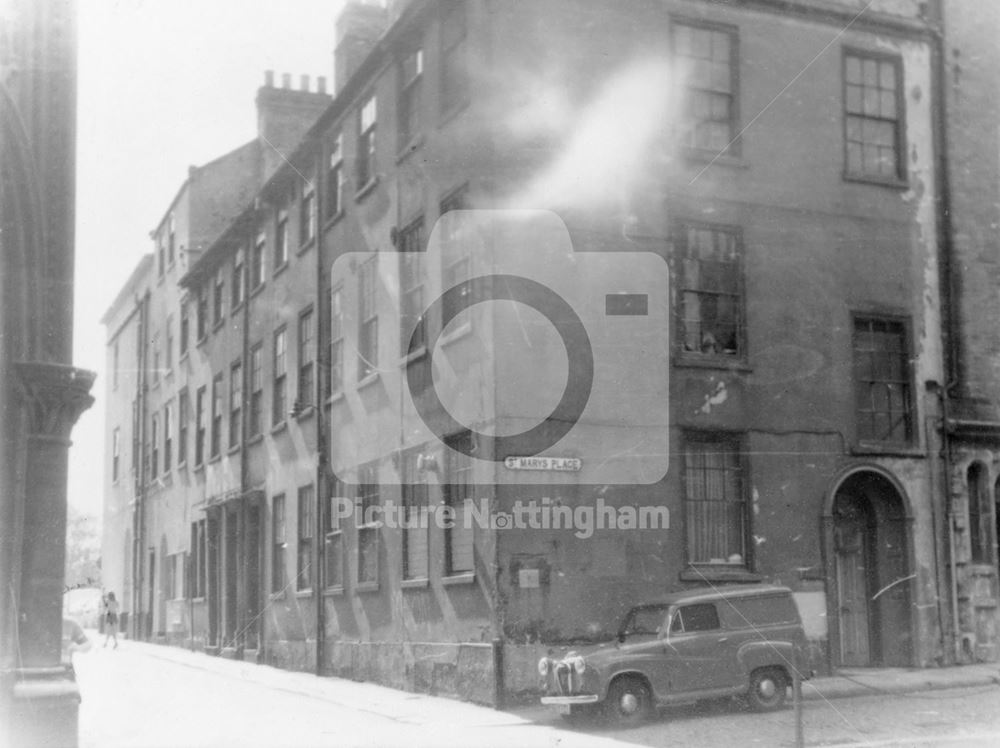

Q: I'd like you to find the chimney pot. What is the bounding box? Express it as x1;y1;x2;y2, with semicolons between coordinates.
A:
317;76;327;94
281;73;291;89
264;69;275;87
301;74;310;91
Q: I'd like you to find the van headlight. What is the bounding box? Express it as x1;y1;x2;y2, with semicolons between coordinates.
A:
567;655;586;674
537;657;550;676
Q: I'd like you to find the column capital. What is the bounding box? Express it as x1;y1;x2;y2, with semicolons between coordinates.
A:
15;362;95;440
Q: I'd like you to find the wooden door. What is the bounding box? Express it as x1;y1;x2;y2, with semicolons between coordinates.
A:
835;496;871;666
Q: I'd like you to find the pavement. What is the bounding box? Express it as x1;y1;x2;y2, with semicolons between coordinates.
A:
104;633;1000;713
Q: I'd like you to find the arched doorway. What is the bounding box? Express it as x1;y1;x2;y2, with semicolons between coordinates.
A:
831;470;912;667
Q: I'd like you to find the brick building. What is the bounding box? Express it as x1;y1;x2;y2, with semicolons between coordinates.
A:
102;0;1000;704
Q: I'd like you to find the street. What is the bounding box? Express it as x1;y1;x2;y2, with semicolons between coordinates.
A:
73;638;1000;748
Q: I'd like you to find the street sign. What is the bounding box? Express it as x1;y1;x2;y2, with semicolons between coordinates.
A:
503;456;582;472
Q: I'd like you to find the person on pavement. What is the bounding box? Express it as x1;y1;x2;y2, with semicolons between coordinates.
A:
103;590;120;648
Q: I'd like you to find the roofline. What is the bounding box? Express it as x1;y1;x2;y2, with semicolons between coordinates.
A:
184;0;432;286
178;202;258;290
100;253;154;326
151;138;259;237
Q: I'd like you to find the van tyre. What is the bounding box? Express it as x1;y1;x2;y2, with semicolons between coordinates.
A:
747;668;788;712
604;676;653;725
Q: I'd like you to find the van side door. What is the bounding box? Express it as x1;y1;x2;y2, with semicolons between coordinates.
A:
664;602;731;693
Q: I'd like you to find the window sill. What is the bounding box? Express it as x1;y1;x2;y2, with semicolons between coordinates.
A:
180;351;190;364
274;261;289;278
326;391;346;407
323;585;345;597
401;577;429;590
247;433;264;446
208;454;221;465
357;371;381;392
250;283;266;300
850;443;925;458
295;588;313;599
440;321;472;348
674;354;751;372
295;405;316;423
232;301;245;317
177;459;187;471
400;346;428;367
356;581;379;594
396;134;425;164
227;444;240;456
297;238;316;256
439;99;470;129
842;172;908;190
269;591;285;602
355;177;379;202
679;567;761;584
212;319;225;333
271;421;288;436
192;596;206;603
442;572;475;587
196;335;208;349
193;462;205;474
323;210;345;232
682;148;748;170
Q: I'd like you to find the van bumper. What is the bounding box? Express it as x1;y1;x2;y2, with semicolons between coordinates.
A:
541;694;601;705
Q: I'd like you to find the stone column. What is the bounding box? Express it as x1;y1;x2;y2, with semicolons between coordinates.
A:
9;362;94;748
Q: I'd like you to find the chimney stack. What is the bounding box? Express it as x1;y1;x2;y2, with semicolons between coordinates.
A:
334;1;388;94
317;76;327;94
256;70;333;180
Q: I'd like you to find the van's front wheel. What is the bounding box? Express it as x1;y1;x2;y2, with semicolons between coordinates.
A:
747;668;788;711
604;676;653;725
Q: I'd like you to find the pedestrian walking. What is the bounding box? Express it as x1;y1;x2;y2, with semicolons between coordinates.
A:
103;591;120;648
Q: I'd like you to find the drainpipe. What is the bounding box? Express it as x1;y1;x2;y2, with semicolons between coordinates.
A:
928;0;961;663
313;142;326;677
240;211;256;656
132;291;150;640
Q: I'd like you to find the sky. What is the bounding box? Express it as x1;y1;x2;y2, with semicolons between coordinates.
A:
71;0;347;518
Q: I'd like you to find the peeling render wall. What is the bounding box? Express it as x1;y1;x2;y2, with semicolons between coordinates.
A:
490;0;946;676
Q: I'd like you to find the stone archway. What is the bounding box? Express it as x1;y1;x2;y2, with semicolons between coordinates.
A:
828;469;913;667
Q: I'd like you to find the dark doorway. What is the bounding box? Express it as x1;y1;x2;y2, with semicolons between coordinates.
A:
207;514;220;647
244;503;261;649
146;548;155;641
224;508;239;647
832;471;912;667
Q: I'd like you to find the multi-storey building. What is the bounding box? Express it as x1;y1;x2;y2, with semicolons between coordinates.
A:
102;0;1000;705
